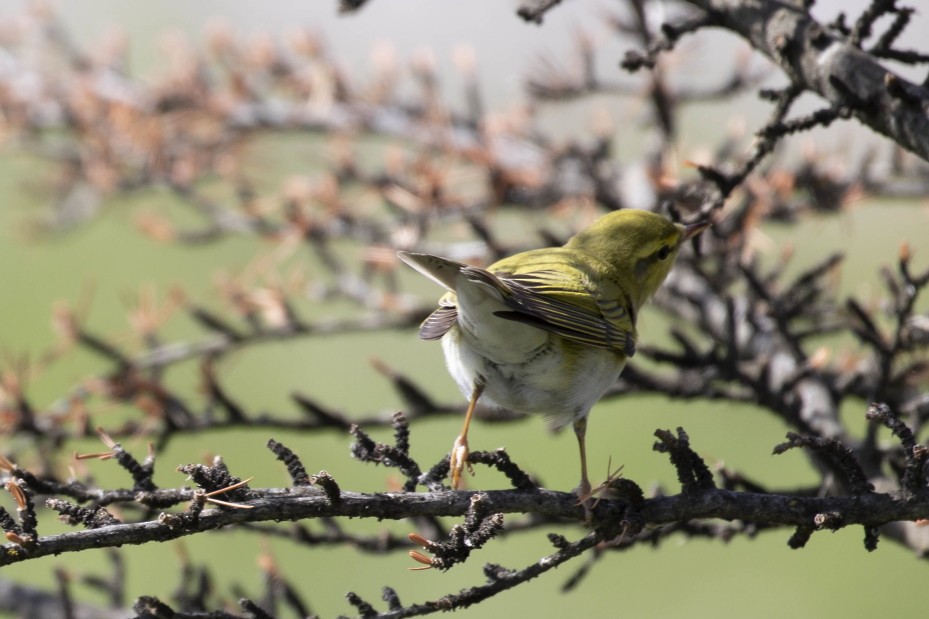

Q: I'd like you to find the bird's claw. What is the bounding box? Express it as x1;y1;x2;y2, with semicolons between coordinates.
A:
574;479;594;523
575;462;625;523
587;463;625;509
449;436;472;489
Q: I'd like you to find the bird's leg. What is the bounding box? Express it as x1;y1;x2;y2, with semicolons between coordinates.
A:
450;380;484;489
573;417;594;520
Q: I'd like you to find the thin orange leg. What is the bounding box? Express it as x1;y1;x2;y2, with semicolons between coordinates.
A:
450;381;484;489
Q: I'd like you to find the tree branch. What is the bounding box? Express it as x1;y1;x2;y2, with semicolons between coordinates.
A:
680;0;929;161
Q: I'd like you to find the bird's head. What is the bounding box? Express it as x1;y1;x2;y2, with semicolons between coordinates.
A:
566;209;709;308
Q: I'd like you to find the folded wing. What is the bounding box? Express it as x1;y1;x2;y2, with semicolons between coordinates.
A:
401;249;636;356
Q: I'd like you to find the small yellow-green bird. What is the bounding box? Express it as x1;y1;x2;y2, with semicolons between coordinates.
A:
398;209;708;504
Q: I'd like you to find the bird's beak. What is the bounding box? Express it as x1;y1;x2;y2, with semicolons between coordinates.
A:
683;221;711;240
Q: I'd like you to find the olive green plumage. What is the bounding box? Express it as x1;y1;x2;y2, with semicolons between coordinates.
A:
399;209;707;499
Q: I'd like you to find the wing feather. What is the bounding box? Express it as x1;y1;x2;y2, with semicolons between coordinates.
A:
467;264;636;355
419;304;458;340
399;248;637;355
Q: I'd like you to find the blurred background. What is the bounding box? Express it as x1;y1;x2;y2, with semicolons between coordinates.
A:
1;1;928;617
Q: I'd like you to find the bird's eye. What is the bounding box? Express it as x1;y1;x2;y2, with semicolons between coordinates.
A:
656;246;671;260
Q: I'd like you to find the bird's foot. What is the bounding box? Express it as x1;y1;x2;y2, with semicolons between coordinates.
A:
575;463;624;523
588;462;625;507
449;435;473;489
573;478;595;524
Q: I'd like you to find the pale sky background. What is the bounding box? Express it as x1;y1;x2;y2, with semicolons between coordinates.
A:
23;0;929;112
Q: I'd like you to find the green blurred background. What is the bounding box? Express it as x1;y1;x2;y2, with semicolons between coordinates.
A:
1;1;928;617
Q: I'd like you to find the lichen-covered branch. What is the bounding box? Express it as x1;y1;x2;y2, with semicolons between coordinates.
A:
1;1;928;617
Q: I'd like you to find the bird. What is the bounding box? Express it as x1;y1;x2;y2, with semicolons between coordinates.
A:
398;208;708;507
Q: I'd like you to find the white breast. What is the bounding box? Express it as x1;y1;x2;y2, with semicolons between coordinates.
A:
442;326;625;430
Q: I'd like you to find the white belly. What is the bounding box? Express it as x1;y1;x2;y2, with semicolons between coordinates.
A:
442;326;625;430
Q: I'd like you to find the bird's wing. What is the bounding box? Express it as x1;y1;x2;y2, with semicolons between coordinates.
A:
481;267;636;355
419;296;458;340
398;249;636;354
